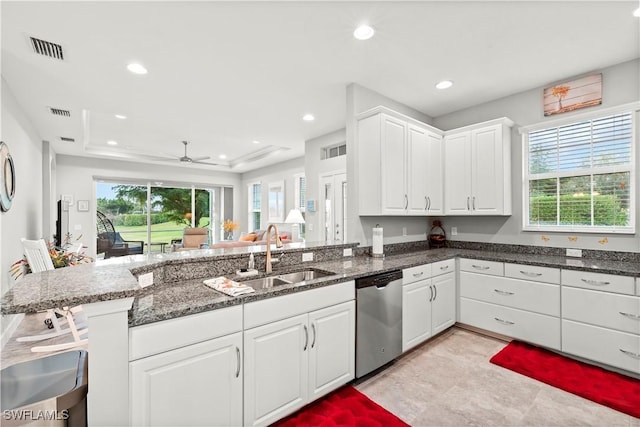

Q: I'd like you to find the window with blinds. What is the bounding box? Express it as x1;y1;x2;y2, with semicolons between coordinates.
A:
248;182;261;232
525;111;634;232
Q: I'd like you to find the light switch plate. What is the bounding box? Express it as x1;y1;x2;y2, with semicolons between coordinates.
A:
302;252;314;262
566;248;582;258
138;272;154;288
343;248;353;257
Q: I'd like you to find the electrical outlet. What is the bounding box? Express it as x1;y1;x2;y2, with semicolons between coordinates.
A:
343;248;353;257
308;224;313;231
138;272;154;288
402;227;407;236
302;252;314;262
451;227;458;236
566;248;582;258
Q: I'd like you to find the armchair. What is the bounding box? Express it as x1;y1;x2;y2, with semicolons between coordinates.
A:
172;227;209;251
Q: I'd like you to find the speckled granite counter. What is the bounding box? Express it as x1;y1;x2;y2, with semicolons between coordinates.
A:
3;243;640;328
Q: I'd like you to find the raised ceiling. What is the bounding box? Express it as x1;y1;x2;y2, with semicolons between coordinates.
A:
2;1;638;173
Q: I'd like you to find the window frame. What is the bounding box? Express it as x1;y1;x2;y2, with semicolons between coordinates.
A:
521;104;638;234
247;181;262;232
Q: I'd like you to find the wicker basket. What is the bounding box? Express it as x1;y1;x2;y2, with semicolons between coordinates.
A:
428;220;447;248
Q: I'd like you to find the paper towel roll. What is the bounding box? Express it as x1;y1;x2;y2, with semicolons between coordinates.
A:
372;225;384;257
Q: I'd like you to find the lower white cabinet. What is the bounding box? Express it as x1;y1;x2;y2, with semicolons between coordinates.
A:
243;300;355;427
130;332;243;427
402;262;456;352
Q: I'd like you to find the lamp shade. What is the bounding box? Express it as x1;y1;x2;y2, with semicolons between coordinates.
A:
284;208;305;224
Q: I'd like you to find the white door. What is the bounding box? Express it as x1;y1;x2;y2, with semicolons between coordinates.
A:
425;132;444;215
402;279;433;352
308;301;355;400
320;172;347;243
130;333;242;427
407;125;429;215
244;314;309;427
471;124;503;214
444;131;472;215
432;272;456;335
381;115;407;215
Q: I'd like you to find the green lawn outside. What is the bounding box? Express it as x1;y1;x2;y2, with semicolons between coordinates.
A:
116;219;213;252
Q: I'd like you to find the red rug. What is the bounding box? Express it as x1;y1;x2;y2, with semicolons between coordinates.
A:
490;340;640;418
272;385;409;427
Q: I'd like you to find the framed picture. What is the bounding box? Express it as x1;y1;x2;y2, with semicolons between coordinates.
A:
543;74;602;116
77;200;89;212
268;181;285;222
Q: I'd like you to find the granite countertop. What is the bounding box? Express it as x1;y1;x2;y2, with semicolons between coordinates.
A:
3;245;640;328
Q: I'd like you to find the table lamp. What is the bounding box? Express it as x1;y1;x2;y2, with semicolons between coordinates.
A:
285;208;305;242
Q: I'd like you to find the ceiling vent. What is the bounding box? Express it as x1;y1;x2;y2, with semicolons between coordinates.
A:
60;137;75;142
48;107;71;117
29;36;64;60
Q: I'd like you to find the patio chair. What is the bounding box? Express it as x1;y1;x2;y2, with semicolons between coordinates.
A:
172;227;209;251
96;210;144;257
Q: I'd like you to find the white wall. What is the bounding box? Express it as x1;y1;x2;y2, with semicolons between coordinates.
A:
240;157;304;236
433;59;640;252
304;129;346;242
346;83;436;246
1;78;43;340
56;155;242;255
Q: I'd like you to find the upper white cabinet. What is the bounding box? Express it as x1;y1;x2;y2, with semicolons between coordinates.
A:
357;107;444;216
444;118;514;216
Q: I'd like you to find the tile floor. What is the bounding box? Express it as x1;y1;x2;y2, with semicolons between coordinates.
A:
355;327;640;426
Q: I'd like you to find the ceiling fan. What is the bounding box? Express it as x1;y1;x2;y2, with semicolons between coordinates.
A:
162;141;221;166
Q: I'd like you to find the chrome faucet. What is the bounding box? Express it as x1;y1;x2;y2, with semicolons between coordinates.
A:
265;223;283;273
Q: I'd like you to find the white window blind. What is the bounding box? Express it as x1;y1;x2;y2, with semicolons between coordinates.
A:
248;182;261;231
525;112;634;232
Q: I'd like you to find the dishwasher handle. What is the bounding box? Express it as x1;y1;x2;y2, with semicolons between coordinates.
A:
355;270;403;289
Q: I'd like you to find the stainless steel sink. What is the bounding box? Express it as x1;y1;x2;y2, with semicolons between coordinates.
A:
239;269;334;290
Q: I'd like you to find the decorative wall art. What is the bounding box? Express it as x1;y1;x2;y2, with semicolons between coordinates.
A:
0;141;16;212
543;74;602;116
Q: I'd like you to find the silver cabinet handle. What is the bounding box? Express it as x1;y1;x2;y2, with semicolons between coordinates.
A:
520;270;542;277
619;349;640;359
619;312;640;320
311;323;317;348
413;271;424;278
427;196;431;211
494;317;515;325
472;196;476;210
424;196;428;211
440;265;449;271
433;284;437;301
466;196;470;210
581;279;610;286
404;194;408;209
494;289;515;296
472;264;490;270
303;325;309;351
429;285;434;302
235;346;241;378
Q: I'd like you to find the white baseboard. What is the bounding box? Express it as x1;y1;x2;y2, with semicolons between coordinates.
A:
1;313;25;349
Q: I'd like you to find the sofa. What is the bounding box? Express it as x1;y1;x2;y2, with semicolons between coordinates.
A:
210;229;291;249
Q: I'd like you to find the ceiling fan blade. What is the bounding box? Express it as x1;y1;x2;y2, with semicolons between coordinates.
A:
189;156;211;162
192;159;221;166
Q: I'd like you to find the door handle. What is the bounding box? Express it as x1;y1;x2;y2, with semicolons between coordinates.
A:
303;325;309;351
425;196;428;210
235;346;241;378
472;196;476;210
311;323;317;348
404;194;408;209
433;284;437;301
429;285;434;302
466;197;470;210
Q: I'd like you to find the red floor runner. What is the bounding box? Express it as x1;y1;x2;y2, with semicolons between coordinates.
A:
272;385;409;427
490;340;640;418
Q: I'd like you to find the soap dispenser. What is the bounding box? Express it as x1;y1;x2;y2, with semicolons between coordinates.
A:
248;252;255;270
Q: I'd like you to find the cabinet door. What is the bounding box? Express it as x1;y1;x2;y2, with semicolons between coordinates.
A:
244;314;308;427
444;131;472;215
407;125;429;215
471;124;503;214
432;272;456;335
425;132;444;215
402;279;432;352
381;115;408;215
308;301;355;400
130;333;242;427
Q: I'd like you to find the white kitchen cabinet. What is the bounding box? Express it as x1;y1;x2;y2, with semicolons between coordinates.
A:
243;283;355;427
444;119;513;216
130;332;243;427
357;107;443;216
402;259;456;352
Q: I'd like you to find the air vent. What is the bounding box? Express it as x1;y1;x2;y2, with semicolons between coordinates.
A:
322;142;346;160
60;137;75;142
29;36;64;60
49;107;71;117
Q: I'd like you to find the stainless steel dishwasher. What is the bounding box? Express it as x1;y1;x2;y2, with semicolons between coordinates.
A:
356;270;403;378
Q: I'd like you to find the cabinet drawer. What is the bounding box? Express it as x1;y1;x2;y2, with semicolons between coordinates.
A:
403;264;432;285
460;272;559;317
460;298;560;350
504;263;560;284
561;270;635;295
562;287;640;335
459;258;503;276
637;278;640;296
129;305;243;361
562;320;640;374
432;259;455;277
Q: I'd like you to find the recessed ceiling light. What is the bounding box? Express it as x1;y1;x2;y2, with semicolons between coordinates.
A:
107;140;118;146
302;114;315;122
219;154;227;159
115;114;127;119
253;140;260;144
353;25;375;40
634;7;640;17
127;63;148;75
435;80;454;90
